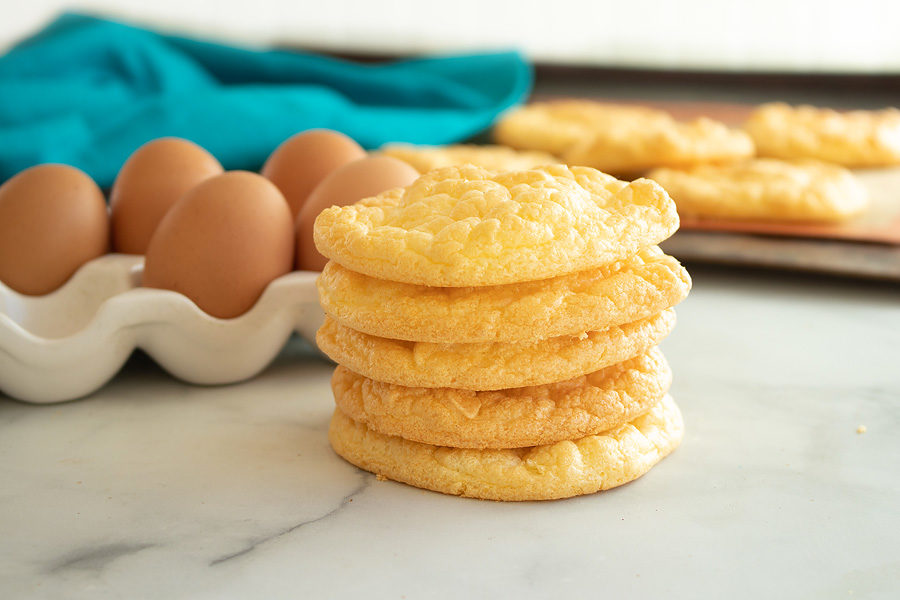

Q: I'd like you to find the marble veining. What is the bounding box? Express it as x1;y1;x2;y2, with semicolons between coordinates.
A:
209;474;372;567
1;267;899;599
49;543;157;574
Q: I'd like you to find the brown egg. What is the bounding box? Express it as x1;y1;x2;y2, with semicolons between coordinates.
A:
261;129;366;220
297;155;420;271
0;164;109;295
110;138;223;254
143;171;294;319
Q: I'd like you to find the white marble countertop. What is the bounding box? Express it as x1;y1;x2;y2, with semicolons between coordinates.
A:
1;266;899;599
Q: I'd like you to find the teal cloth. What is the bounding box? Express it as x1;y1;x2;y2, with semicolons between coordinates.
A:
0;13;531;187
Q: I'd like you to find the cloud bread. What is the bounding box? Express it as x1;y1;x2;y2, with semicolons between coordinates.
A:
379;144;558;173
329;394;683;501
316;308;675;391
744;103;900;167
493;100;672;155
318;247;691;343
649;159;868;223
332;347;671;449
313;164;679;287
563;117;754;176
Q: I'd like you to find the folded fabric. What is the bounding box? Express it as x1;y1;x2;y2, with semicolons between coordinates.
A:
0;13;531;187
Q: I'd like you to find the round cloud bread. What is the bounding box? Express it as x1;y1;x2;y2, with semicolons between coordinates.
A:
563;117;754;176
379;144;558;173
316;308;675;391
493;100;672;155
329;394;683;501
332;347;671;449
313;164;679;287
318;247;691;343
649;159;868;223
744;103;900;167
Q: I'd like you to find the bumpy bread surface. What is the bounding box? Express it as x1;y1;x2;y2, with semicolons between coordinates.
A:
313;164;679;287
316;309;675;391
649;159;868;222
493;100;672;155
563;117;754;176
332;347;671;449
329;394;683;501
318;247;691;343
379;144;558;173
744;103;900;167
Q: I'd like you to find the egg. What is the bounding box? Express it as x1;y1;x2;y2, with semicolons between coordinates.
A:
0;164;109;295
110;137;223;254
142;171;294;319
297;155;420;271
262;129;366;219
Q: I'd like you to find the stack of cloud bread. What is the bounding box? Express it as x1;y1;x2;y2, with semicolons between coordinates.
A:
495;100;886;224
313;164;691;501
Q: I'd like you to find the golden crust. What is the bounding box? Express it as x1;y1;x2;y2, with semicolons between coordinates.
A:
493;100;671;155
563;117;754;176
313;164;679;287
332;347;671;449
649;159;868;223
316;309;676;391
378;144;558;173
317;247;691;343
744;103;900;167
329;394;683;501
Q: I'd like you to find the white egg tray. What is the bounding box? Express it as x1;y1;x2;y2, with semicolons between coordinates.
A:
0;255;324;403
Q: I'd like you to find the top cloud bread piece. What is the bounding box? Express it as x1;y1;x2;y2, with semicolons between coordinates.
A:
313;164;679;287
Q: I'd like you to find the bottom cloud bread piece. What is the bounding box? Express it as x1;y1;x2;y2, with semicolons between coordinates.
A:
329;395;683;501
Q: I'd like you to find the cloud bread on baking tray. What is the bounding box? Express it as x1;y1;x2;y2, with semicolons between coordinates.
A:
649;158;868;223
563;117;754;176
494;100;672;155
745;103;900;167
379;143;558;173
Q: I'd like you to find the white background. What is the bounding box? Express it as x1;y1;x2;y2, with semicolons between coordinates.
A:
3;0;900;73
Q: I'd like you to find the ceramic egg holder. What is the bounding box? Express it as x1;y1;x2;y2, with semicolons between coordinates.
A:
0;255;323;403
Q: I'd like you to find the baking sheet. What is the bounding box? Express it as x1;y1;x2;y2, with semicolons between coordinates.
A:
660;232;900;281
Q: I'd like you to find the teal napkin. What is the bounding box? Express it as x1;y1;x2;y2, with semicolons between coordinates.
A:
0;13;531;187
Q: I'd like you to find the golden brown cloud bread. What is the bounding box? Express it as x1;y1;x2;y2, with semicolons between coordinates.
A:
332;347;671;449
744;103;900;167
313;164;679;287
329;395;683;501
493;100;671;155
563;117;754;176
379;144;558;172
318;247;690;343
316;309;675;391
649;159;868;223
